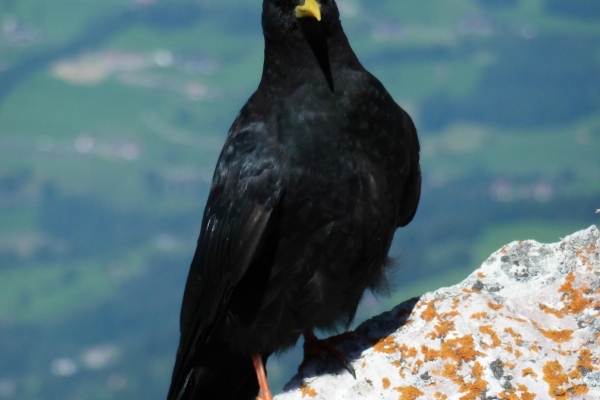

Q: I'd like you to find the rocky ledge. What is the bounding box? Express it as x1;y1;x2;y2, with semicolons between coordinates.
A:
276;226;600;400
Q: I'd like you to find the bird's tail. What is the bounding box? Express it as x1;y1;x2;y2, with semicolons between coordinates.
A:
167;339;268;400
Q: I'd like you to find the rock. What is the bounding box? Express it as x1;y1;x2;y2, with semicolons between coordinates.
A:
276;226;600;400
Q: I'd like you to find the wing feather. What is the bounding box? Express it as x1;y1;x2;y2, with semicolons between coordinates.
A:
397;110;421;227
167;122;283;400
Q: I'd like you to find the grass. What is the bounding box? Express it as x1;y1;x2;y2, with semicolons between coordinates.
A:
0;1;600;398
1;0;129;45
420;118;600;196
372;59;485;104
0;208;38;234
0;259;115;323
368;0;479;28
0;246;156;324
0;72;173;138
108;20;263;61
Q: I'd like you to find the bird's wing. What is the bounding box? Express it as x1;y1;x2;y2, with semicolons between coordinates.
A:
396;110;421;227
167;121;283;400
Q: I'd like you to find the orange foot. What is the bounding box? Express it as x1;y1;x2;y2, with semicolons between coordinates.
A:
301;330;356;378
252;353;273;400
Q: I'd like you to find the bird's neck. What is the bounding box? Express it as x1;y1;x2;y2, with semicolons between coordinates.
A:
260;22;360;91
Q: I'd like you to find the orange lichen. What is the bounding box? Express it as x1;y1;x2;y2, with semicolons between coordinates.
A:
530;345;539;353
462;288;481;294
487;301;504;310
498;391;518;400
576;244;597;267
374;335;398;354
470;312;488;320
517;384;537;400
441;310;460;318
505;362;516;370
570;385;589;396
442;362;461;386
542;358;591;398
506;316;528;323
382;377;391;389
447;335;480;362
422;334;480;365
541;272;594;318
557;348;570;357
542;360;569;398
472;361;484;378
420;300;437;322
440;360;488;400
504;327;524;346
300;384;318;398
412;359;424;374
477;272;486;279
498;385;537;400
506;329;523;342
389;344;418;377
522;367;538;378
577;348;596;372
515;349;523;358
361;361;366;369
449;335;479;362
538;328;573;343
399;344;418;359
568;348;597;380
395;385;424;400
451;298;461;310
434;392;448;400
421;345;438;362
427;319;455;339
479;325;502;349
539;304;564;318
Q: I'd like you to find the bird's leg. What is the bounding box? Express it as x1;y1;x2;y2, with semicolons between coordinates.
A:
252;353;273;400
301;329;356;378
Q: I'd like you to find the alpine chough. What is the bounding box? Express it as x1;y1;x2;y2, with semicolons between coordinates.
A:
167;0;421;399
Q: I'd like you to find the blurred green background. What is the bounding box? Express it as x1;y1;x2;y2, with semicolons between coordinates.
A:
0;0;599;398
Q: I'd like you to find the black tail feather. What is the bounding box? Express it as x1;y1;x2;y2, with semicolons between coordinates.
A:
168;339;268;400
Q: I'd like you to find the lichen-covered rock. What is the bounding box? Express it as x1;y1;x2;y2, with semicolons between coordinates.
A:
276;226;600;400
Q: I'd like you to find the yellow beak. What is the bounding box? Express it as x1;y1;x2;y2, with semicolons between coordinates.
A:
295;0;322;21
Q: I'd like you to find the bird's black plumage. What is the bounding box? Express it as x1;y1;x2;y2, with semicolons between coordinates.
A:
167;0;421;399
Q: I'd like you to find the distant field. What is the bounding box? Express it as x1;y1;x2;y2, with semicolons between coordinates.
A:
0;0;599;399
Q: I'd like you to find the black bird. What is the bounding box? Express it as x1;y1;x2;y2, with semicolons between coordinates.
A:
167;0;421;399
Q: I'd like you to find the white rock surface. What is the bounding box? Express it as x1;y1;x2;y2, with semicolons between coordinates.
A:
276;226;600;400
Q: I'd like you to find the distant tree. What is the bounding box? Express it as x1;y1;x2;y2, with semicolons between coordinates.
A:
0;168;31;195
545;0;600;19
3;0;16;11
478;0;518;8
420;35;600;130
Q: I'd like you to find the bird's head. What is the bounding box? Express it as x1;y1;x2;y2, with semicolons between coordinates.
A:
262;0;340;39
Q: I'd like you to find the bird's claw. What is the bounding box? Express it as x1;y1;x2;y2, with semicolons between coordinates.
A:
302;330;356;379
317;347;356;378
340;357;356;379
